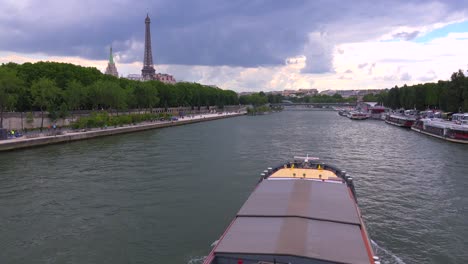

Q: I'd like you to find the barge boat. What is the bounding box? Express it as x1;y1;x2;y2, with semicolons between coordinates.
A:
412;113;468;144
203;156;379;264
384;111;416;128
348;111;369;120
338;110;349;117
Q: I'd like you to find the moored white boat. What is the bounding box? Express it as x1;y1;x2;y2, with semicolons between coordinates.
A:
412;113;468;143
348;111;369;120
384;110;417;128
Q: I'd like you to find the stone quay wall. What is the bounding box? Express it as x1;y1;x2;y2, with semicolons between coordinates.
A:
0;105;243;130
0;112;245;152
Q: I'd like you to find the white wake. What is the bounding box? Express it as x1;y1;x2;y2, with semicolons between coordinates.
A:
371;240;406;264
187;256;206;264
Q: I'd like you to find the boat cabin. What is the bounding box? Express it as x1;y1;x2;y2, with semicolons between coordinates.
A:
452;113;468;125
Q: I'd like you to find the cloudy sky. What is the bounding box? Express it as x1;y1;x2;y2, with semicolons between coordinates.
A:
1;0;468;92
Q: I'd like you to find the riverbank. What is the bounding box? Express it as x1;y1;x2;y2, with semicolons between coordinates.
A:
0;112;245;152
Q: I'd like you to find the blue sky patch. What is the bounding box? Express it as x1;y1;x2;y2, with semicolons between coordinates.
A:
414;20;468;43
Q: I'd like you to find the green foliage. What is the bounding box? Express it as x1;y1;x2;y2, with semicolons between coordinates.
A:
30;77;62;130
31;78;61;111
0;68;22;127
31;77;62;130
247;105;272;115
362;93;379;102
58;102;69;119
267;93;283;104
239;92;269;106
71;112;162;129
134;81;160;110
65;80;86;111
0;62;239;114
26;112;34;124
301;94;356;103
379;70;468;112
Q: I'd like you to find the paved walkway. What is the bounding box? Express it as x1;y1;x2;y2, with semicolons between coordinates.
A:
0;112;245;150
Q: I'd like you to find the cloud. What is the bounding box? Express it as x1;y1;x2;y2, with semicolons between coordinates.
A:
418;70;437;82
392;31;420;40
286;56;306;65
400;72;412;81
334;31;468;89
2;0;468;92
358;63;368;69
1;0;467;70
301;32;335;74
368;63;376;75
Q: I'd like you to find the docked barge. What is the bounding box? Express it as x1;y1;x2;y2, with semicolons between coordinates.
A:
203;157;379;264
384;113;416;128
412;113;468;144
348;111;369;120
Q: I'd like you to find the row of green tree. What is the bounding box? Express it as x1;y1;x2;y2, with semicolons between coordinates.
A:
238;92;285;106
290;94;357;104
0;61;239;128
375;70;468;112
239;91;356;106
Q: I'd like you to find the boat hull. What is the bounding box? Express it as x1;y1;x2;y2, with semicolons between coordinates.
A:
411;127;468;144
385;115;415;128
350;116;369;120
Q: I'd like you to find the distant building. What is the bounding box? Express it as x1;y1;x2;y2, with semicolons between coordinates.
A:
357;89;382;96
336;90;358;98
268;91;283;95
104;46;119;77
127;74;142;81
319;90;336;96
155;73;176;84
282;90;296;96
297;89;318;96
318;89;383;98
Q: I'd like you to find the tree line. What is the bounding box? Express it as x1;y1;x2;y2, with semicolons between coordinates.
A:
376;70;468;112
290;93;357;104
0;61;239;128
239;91;356;106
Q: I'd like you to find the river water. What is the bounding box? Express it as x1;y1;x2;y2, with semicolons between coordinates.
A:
0;111;467;264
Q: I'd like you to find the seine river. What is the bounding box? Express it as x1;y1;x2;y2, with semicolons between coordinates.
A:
0;111;467;263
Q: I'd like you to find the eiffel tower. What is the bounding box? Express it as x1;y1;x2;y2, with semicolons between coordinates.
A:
141;13;156;80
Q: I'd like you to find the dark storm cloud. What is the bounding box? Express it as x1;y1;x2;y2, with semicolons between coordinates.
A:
0;0;466;71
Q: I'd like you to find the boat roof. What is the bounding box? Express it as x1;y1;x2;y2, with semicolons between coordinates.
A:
213;178;371;264
389;114;416;120
421;119;468;130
